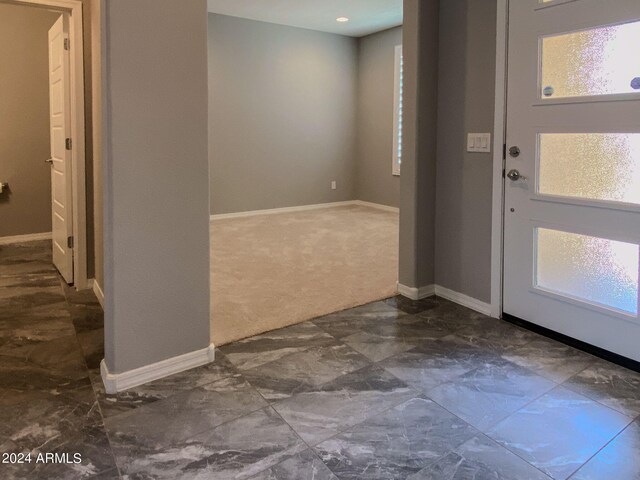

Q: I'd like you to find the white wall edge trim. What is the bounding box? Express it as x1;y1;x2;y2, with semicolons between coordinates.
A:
88;279;105;308
353;200;399;213
434;285;493;317
210;200;399;221
100;344;216;394
0;232;52;245
490;0;509;319
397;282;435;300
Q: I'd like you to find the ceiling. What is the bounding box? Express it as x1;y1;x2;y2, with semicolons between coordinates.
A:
207;0;403;38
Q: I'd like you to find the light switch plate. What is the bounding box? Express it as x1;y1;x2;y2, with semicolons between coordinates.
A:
467;133;491;153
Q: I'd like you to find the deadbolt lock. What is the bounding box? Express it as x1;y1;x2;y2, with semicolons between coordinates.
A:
509;146;521;158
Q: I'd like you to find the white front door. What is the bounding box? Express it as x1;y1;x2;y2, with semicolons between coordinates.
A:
48;15;74;283
503;0;640;361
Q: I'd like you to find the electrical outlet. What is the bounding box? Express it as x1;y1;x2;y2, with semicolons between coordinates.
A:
331;181;337;190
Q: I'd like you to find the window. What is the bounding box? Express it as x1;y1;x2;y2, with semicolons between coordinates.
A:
392;45;403;176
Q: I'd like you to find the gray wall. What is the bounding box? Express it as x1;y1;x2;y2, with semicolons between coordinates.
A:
434;0;497;303
355;26;403;208
208;14;358;215
0;4;59;237
103;0;210;373
398;0;440;289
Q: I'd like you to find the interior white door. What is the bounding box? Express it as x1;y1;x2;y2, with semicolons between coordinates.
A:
503;0;640;361
48;15;74;283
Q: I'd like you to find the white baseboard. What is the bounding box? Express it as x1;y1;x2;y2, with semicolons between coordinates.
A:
89;279;105;308
100;344;216;394
397;282;493;317
434;285;493;316
397;282;436;300
353;200;399;213
0;232;52;245
211;201;356;221
210;200;400;221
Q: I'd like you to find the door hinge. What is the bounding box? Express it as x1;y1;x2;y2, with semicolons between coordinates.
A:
66;138;72;150
67;236;74;249
64;38;70;50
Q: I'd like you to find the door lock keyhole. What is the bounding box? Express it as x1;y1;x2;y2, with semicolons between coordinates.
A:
509;146;521;158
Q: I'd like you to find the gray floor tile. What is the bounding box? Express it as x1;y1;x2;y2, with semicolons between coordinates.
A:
342;317;452;362
314;397;477;480
247;449;338;480
273;364;416;445
384;295;439;314
427;359;556;431
242;343;371;401
380;335;500;392
409;435;552;480
502;337;595;383
488;386;632;480
104;375;267;452
0;388;116;480
415;298;494;331
114;407;306;480
570;419;640;480
6;241;640;480
220;321;336;371
0;385;98;443
89;468;121;479
563;359;640;418
455;321;540;354
312;300;411;339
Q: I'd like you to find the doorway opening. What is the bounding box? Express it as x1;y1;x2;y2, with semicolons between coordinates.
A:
207;2;404;346
0;0;88;289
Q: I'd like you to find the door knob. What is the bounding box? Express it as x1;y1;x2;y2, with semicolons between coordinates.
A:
506;169;526;181
45;158;53;164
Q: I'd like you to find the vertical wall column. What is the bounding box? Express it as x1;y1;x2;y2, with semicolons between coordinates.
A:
398;0;440;294
102;0;211;385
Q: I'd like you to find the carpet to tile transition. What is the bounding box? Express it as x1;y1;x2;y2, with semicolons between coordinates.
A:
211;205;399;345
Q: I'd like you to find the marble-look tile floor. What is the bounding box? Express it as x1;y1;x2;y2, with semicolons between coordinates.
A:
2;241;640;479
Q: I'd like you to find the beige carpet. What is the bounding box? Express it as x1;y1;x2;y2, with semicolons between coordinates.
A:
210;205;399;345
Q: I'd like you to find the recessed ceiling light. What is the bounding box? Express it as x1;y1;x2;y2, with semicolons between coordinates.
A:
336;17;350;23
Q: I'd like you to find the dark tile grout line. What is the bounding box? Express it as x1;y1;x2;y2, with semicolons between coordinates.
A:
400;340;637;480
246;364;426;480
238;306;562;479
377;356;560;479
564;418;636;480
422;330;640;478
348;315;635;480
444;322;640;423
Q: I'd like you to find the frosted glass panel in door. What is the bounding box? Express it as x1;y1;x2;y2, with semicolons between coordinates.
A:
536;228;639;315
538;133;640;204
541;21;640;99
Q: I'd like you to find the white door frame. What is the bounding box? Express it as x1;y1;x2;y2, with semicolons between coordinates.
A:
1;0;88;289
490;0;510;319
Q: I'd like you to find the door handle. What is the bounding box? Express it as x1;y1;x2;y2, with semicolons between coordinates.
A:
507;169;527;181
45;159;53;164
